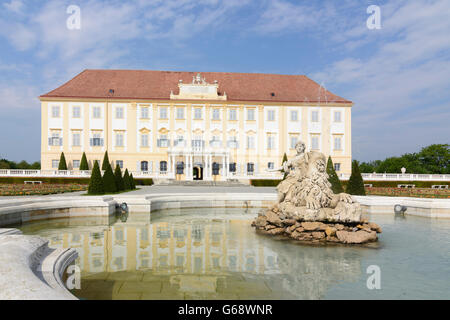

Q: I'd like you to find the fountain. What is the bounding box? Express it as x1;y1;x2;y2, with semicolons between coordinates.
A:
252;141;382;244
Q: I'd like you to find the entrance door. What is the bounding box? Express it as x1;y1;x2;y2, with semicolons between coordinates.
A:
193;167;203;180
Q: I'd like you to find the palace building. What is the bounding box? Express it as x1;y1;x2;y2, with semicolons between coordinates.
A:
39;70;353;181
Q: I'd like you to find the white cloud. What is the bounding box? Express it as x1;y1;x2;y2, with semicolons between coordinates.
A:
3;0;23;14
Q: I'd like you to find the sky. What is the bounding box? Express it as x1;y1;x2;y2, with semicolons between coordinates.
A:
0;0;449;163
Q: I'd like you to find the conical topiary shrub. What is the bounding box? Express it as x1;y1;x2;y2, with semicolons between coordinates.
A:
88;161;104;195
79;152;89;170
101;151;110;171
58;152;68;170
114;164;125;191
102;163;117;193
130;173;136;189
281;153;288;180
346;160;366;195
326;156;344;194
123;169;131;190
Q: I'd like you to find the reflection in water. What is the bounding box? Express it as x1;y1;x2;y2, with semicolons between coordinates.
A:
16;208;450;300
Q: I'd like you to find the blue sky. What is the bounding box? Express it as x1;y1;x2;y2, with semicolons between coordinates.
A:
0;0;449;163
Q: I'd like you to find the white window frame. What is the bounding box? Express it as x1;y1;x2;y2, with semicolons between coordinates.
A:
212;109;220;120
51;106;60;118
229;109;237;121
311;110;319;122
115;106;124;119
92;106;101;119
267;110;275;121
194;108;202;120
311;136;319;150
246;136;255;149
334;136;342;150
334;111;342;123
116;132;124;147
247;109;255;121
159;107;168;119
141;106;149;119
290;110;298;121
72;106;81;118
176;107;184;119
72;132;81;147
141;133;149;147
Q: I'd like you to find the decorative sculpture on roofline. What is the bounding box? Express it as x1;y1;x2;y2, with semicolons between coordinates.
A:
252;140;382;244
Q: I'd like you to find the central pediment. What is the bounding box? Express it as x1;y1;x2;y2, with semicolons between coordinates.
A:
170;73;227;100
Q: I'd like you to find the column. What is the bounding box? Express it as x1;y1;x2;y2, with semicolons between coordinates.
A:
171;154;176;179
168;154;172;176
190;154;193;180
226;154;230;179
222;154;226;181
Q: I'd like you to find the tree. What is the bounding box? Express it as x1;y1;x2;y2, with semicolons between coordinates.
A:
101;151;110;171
58;152;68;170
418;144;449;174
281;153;288;179
130;173;136;189
102;163;117;193
114;164;125;191
326;156;344;194
123;169;131;190
80;152;89;170
88;161;104;195
346;160;366;195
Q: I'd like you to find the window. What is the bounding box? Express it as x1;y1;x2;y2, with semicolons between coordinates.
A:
267;110;275;121
210;136;221;148
212;109;220;120
247;136;255;149
212;162;220;176
176;107;184;119
247;109;255;121
174;135;185;147
192;136;204;148
52;160;59;168
159;107;168;119
160;161;168;172
334;163;341;171
141;107;149;119
311;110;319;122
176;162;184;174
141;134;149;147
48;132;62;146
116;132;124;147
311;136;319;150
267;135;275;149
334;111;342;122
247;162;254;173
51;106;60;118
73;160;80;169
115;107;124;119
290;110;298;121
141;161;148;171
92;106;101;118
229;109;237;120
229;163;236;173
334;136;342;150
90;133;103;146
268;162;274;170
227;137;238;149
72;106;81;118
194;108;202;119
116;160;123;169
157;135;169;147
290;135;298;149
72;132;81;146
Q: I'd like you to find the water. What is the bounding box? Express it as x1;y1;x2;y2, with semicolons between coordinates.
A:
16;208;450;300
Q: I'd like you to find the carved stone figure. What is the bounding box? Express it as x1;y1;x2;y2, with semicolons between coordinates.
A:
252;141;381;244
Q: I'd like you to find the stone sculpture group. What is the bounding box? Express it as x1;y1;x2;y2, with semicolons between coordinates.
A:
252;141;381;244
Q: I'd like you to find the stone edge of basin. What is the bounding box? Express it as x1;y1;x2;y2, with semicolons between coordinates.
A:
0;228;78;300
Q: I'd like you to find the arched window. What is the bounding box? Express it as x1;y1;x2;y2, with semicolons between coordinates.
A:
176;161;184;174
212;162;220;175
160;161;167;172
141;161;148;171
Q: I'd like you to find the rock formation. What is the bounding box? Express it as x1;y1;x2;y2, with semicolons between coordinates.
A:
252;141;381;244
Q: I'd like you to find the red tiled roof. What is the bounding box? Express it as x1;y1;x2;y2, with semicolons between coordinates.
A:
40;69;351;104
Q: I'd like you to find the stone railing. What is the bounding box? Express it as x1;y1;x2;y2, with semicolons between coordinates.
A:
0;169;448;181
339;173;450;181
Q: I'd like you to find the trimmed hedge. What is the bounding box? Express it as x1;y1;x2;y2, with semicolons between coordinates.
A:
327;156;344;193
346;161;366;195
341;180;449;188
251;179;282;187
88;161;104;195
0;177;90;184
58;152;68;171
134;178;154;186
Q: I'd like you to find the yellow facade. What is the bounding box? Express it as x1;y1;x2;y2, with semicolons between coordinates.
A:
40;76;352;180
